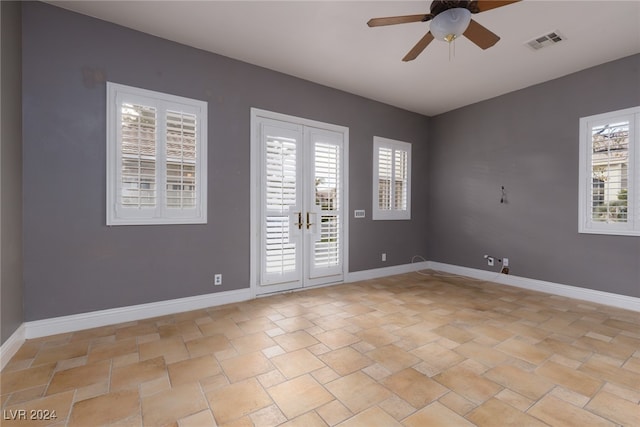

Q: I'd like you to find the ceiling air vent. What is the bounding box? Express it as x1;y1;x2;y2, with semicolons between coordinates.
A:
526;31;564;50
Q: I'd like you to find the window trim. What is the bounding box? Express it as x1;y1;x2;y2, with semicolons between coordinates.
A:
372;136;411;220
578;106;639;236
106;82;208;226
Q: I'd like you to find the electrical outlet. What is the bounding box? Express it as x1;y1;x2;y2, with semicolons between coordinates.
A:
214;274;222;285
487;257;494;266
503;258;509;267
381;253;387;262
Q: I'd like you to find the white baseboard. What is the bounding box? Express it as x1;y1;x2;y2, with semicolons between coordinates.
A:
346;261;430;283
24;288;252;340
428;261;640;312
0;323;26;371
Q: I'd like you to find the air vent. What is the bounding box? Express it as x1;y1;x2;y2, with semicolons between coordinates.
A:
526;31;564;50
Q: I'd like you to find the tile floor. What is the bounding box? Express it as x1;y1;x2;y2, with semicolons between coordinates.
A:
1;271;639;426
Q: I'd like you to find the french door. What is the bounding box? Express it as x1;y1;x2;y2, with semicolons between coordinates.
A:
251;110;348;295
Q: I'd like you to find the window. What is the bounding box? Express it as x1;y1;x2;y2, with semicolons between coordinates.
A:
107;82;207;225
579;106;639;236
372;136;411;220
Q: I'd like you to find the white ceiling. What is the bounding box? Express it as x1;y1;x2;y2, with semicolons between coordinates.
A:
49;0;640;116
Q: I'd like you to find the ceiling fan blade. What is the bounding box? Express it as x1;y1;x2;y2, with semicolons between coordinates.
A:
473;0;521;13
367;14;432;27
402;32;435;62
463;19;500;50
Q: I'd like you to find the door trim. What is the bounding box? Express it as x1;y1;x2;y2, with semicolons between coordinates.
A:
250;108;349;297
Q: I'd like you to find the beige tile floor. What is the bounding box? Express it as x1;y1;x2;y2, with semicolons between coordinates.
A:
1;271;639;426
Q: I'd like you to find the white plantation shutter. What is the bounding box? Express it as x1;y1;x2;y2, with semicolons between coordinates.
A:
579;106;639;236
378;147;392;210
314;142;341;269
264;135;299;276
373;137;411;220
265;216;296;274
394;149;408;210
265;137;298;212
166;110;197;209
120;103;157;209
590;120;629;223
107;83;207;225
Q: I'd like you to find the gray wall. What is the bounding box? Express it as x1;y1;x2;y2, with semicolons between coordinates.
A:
1;1;24;344
428;54;640;298
22;2;430;321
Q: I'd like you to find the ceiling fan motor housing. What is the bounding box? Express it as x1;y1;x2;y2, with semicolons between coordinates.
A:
430;1;480;16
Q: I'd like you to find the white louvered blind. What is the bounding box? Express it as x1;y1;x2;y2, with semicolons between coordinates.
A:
265;136;298;274
373;137;411;220
265;216;296;275
107;82;207;225
166;110;197;209
121;103;157;208
378;147;392;210
314;142;340;268
394;149;408;211
590;120;629;224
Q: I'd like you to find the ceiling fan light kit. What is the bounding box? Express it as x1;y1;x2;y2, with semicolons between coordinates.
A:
430;8;471;43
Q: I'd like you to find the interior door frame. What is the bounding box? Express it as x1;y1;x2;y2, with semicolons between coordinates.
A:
250;108;349;297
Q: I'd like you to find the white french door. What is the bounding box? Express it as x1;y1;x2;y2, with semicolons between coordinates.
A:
251;110;348;295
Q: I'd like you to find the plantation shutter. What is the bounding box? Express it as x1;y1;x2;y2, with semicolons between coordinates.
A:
378;147;392;210
120;103;157;210
589;119;629;224
313;141;341;270
373;137;411;220
260;121;304;285
393;148;408;210
166;110;198;209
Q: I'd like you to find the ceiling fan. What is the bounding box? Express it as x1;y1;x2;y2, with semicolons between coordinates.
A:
367;0;521;61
